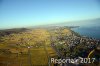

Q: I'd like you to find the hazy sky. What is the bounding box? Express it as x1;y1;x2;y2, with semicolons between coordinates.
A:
0;0;100;29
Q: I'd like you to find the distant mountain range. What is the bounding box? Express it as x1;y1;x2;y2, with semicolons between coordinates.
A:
0;18;100;32
53;18;100;27
29;18;100;28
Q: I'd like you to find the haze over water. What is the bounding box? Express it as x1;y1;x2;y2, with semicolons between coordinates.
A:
0;0;100;29
71;19;100;39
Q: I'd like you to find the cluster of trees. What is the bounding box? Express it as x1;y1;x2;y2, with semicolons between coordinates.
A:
49;27;99;58
0;28;28;37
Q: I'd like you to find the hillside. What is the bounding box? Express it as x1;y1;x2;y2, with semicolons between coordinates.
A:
0;28;29;37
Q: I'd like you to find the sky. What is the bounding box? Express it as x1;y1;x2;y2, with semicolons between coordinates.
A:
0;0;100;29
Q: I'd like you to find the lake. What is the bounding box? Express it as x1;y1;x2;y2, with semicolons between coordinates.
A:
71;26;100;39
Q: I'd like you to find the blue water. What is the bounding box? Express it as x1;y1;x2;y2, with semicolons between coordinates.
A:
58;18;100;39
72;26;100;39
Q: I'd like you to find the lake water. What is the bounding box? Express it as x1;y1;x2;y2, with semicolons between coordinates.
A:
71;26;100;39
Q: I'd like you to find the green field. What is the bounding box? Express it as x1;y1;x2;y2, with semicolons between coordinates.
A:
0;46;57;66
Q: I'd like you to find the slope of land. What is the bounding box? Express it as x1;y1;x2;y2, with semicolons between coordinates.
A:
0;26;99;66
